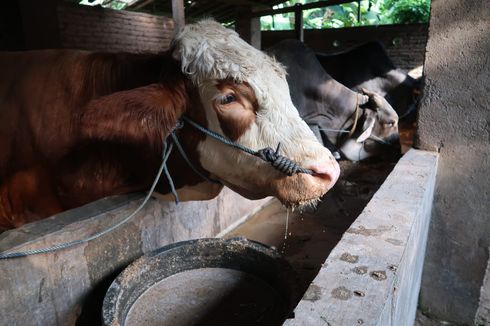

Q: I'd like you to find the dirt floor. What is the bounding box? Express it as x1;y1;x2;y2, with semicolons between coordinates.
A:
415;310;458;326
224;157;399;303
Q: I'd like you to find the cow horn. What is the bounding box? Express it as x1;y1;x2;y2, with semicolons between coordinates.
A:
361;87;376;97
359;94;369;105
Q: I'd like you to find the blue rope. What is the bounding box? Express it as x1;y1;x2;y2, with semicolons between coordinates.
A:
0;116;313;259
181;116;313;176
0;141;177;259
170;132;222;185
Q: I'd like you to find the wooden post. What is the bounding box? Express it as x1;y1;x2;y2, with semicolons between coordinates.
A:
236;7;261;49
294;3;304;42
357;0;361;24
171;0;185;34
19;0;60;49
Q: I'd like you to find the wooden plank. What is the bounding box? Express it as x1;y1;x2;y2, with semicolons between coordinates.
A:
294;4;303;42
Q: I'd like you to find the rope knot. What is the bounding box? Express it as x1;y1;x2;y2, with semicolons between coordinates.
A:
174;120;185;130
256;143;313;176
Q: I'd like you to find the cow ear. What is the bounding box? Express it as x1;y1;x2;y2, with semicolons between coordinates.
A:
356;116;375;143
79;83;187;149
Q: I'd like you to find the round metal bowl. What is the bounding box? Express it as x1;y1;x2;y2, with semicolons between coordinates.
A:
102;237;298;326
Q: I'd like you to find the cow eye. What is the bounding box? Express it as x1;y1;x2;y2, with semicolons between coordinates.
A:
219;93;236;105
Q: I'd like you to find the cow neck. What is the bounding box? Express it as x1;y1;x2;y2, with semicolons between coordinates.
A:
317;92;365;146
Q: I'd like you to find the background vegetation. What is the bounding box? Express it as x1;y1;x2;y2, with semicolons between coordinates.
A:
260;0;431;30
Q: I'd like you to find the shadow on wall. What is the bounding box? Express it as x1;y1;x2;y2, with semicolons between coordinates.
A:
416;0;490;323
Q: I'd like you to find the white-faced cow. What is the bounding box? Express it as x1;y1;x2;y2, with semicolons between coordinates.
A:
316;41;421;123
0;20;339;231
267;40;400;161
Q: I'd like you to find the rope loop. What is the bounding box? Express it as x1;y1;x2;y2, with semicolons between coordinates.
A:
181;116;313;176
255;143;313;176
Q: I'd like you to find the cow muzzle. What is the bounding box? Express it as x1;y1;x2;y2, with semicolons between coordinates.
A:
273;158;340;207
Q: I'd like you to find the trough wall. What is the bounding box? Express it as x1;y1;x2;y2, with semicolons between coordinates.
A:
476;251;490;325
416;0;490;323
284;149;438;326
0;189;269;325
262;24;428;71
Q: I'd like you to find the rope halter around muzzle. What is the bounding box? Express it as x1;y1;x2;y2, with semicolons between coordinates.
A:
0;115;314;260
179;116;314;177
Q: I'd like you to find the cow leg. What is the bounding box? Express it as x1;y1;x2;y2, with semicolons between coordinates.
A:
0;166;62;232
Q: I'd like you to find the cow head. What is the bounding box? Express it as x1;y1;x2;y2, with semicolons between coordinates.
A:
171;20;340;206
340;88;400;161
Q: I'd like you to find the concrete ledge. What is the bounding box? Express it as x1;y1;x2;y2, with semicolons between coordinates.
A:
476;250;490;325
0;188;268;326
285;149;438;326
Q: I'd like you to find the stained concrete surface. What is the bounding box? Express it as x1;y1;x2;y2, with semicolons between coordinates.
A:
277;149;437;326
416;0;490;323
475;251;490;325
0;188;268;326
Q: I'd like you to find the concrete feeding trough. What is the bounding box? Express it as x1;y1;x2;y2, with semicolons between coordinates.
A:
102;238;297;326
0;149;438;325
223;149;438;325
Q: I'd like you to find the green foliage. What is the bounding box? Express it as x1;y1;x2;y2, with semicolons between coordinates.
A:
261;0;431;30
385;0;431;24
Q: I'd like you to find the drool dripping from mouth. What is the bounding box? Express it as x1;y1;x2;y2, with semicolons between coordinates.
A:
281;208;291;254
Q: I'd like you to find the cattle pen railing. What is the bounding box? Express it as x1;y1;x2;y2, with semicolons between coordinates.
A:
0;149;437;325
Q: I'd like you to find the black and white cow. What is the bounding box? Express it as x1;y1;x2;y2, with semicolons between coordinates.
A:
316;41;421;123
267;40;400;161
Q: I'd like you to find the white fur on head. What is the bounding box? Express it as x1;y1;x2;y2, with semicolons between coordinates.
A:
171;19;328;163
171;19;338;204
171;19;289;111
172;19;286;85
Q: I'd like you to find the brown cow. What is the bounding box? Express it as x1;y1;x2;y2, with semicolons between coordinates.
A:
0;20;340;231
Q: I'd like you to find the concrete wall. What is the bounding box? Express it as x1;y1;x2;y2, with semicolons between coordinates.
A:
476;252;490;325
284;149;438;326
262;24;428;71
416;0;490;323
0;189;269;325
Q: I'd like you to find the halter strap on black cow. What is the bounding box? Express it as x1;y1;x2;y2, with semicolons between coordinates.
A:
348;93;362;137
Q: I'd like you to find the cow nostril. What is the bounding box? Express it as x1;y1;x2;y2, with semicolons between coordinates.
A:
307;161;340;188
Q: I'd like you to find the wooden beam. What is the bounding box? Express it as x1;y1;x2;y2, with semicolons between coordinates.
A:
250;0;357;17
216;0;269;9
172;0;185;34
128;0;154;10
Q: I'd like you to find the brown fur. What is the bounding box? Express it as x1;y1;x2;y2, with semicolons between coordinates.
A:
214;81;258;141
0;50;207;231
